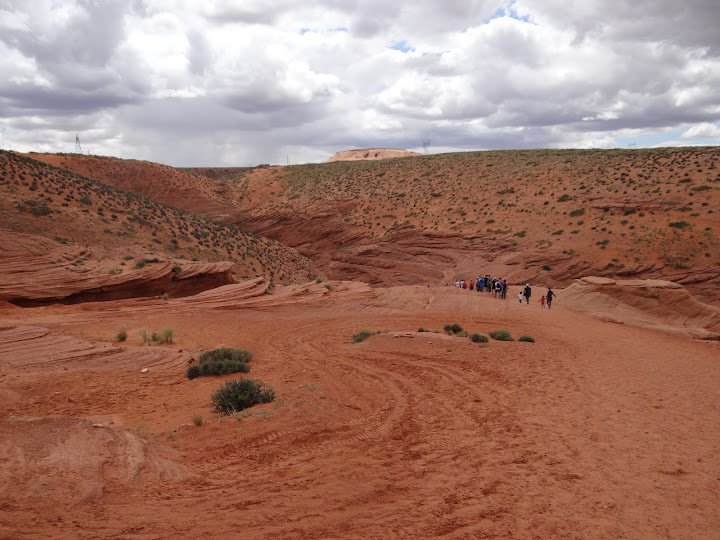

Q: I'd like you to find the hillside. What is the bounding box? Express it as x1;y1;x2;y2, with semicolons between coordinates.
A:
0;151;316;288
27;153;235;220
229;147;720;304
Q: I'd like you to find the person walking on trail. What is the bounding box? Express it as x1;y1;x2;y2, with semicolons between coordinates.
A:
524;283;532;304
494;279;502;298
539;295;546;308
546;288;556;309
501;279;508;300
517;291;524;304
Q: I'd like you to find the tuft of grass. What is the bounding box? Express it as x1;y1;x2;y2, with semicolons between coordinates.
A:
148;326;175;343
116;327;128;342
138;328;150;345
471;333;489;343
352;329;374;343
489;329;514;341
160;292;169;300
518;335;535;342
191;414;205;426
211;378;275;414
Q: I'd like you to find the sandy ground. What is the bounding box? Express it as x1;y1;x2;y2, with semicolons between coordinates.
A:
0;283;719;538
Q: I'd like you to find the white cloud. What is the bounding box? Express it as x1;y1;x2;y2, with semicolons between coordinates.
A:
0;0;719;165
681;122;720;138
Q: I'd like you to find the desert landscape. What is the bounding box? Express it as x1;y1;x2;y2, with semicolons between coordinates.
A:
1;147;719;538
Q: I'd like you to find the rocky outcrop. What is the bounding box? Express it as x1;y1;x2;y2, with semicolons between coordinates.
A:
0;324;192;371
327;149;420;162
562;277;720;340
0;230;235;305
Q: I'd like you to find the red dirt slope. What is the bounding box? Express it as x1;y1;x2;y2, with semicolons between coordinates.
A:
27;153;234;220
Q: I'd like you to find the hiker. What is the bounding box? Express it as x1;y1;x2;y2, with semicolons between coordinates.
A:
476;277;483;292
540;295;546;308
494;279;502;298
469;280;474;291
462;279;467;289
501;279;508;300
517;291;524;304
524;283;532;304
455;280;460;288
546;288;556;309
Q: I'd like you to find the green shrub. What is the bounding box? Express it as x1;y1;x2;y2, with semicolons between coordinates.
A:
569;208;585;217
443;323;463;334
187;360;250;380
518;335;535;342
489;329;514;341
211;378;275;414
116;327;127;342
669;221;690;229
199;347;253;364
352;329;373;343
417;327;425;332
471;333;489;343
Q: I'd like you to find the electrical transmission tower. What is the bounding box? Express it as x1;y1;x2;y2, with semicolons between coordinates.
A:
75;134;82;154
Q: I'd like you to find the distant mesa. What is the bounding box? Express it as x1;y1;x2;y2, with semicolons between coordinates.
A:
327;148;420;162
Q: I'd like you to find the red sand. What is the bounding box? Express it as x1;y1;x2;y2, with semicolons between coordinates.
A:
1;282;718;538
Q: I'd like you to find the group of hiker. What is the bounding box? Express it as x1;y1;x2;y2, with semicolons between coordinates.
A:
453;277;556;308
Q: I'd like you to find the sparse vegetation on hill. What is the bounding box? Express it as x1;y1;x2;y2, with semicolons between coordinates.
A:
0;150;315;283
227;147;720;304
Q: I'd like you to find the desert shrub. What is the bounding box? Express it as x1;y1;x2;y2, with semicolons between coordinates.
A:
471;333;489;343
569;208;585;217
518;335;535;342
542;265;552;271
116;327;128;342
352;329;374;343
160;292;169;300
315;277;323;284
211;378;275;414
443;323;463;334
669;221;690;229
418;327;425;332
489;329;514;341
199;347;253;364
191;414;204;426
187;360;250;380
150;326;174;344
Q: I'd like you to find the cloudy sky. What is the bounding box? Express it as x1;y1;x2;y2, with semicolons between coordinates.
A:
1;0;719;166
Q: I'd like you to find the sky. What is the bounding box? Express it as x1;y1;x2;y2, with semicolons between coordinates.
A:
1;0;719;166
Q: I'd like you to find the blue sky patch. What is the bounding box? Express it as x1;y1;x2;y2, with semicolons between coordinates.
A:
390;40;414;53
